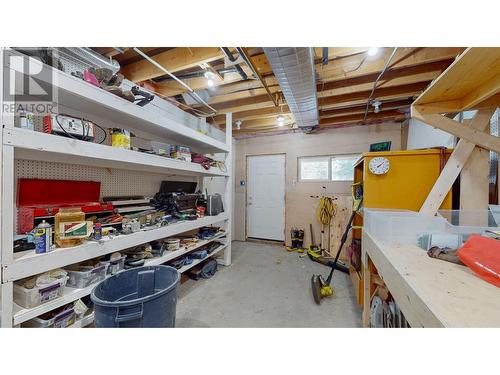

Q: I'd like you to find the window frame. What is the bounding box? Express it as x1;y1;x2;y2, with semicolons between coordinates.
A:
330;154;360;181
297;155;331;182
297;153;360;182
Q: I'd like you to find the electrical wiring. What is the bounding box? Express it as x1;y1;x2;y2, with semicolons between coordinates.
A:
316;196;337;226
343;56;366;74
55;114;107;144
317;51;366;101
363;47;399;121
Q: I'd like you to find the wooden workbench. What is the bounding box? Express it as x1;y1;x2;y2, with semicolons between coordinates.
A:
362;230;500;327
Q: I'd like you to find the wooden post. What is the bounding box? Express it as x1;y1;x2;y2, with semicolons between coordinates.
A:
419;109;495;215
460;144;490;210
362;248;371;328
412;109;500;154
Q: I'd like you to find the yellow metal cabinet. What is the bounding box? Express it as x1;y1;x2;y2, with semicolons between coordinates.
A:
355;149;453;211
351;149;453;306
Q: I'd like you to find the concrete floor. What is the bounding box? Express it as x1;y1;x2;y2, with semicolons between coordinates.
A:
176;241;362;327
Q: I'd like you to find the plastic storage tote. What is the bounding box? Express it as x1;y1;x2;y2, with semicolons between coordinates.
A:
99;256;126;276
150;141;171;156
14;276;69;309
437;209;498;231
91;265;180;328
364;208;499;246
65;264;108;289
22;307;75;328
363;209;447;245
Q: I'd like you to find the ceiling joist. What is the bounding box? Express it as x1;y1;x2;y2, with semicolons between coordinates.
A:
91;47;468;134
121;47;226;82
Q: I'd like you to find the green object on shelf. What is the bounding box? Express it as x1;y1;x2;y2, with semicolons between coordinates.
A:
369;141;392;152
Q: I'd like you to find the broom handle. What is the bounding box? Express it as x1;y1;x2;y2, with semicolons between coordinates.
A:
326;198;362;284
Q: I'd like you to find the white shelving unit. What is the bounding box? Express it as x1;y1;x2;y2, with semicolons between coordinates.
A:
0;48;233;327
177;244;228;274
12;231;228;326
5;128;229;177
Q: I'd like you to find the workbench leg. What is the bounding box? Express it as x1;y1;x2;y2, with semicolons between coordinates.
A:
362;251;371;328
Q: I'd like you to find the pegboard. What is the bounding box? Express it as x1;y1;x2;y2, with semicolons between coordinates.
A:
12;159;201;233
14;159;197;198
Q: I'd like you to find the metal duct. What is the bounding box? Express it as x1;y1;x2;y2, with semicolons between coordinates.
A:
263;47;318;128
58;47;121;74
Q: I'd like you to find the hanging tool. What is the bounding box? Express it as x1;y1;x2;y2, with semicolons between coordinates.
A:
311;183;363;304
307;187;349;271
308;187;337;255
316;192;337;255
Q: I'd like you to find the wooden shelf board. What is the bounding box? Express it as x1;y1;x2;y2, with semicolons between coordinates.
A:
362;230;500;327
412;48;500;113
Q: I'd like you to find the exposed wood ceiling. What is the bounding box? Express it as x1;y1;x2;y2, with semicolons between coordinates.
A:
93;47;465;136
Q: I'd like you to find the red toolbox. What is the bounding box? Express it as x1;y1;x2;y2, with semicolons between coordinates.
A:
17;179;113;234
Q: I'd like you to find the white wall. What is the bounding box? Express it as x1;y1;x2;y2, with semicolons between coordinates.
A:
233;123;403;243
407;118;455;149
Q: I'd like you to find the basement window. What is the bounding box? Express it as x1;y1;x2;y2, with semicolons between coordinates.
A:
298;154;359;181
298;156;330;181
331;154;359;181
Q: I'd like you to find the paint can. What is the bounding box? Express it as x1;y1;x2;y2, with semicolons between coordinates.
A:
34;220;52;254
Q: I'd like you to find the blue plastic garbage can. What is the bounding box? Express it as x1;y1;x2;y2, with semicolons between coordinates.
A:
91;265;180;328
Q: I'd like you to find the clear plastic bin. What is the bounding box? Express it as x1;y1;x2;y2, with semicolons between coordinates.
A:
150;141;171;156
73;310;94;328
437;209;498;231
363;209;447;246
65;263;108;289
22;307;75;328
14;276;69;309
363;209;499;246
99;255;126;275
53;308;76;328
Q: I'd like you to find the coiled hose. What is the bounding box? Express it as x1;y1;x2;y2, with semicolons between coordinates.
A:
316;196;337;226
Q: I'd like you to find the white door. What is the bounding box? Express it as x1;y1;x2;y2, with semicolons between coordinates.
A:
247;154;285;241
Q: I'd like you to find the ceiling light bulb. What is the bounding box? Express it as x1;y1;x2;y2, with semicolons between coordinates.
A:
207;79;215;87
277;115;285;126
373;100;381;113
367;47;379;57
235;120;242;130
